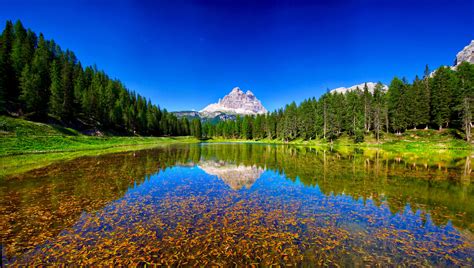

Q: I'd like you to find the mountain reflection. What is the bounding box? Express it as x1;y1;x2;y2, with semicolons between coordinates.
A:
198;160;264;190
1;143;472;264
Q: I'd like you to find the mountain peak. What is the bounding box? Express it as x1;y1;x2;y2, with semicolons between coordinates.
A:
231;87;243;94
200;87;267;117
429;40;474;77
455;40;474;66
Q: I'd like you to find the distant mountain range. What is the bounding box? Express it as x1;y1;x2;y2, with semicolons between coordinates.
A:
174;40;474;121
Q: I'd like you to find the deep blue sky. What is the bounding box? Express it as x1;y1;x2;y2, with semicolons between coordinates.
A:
1;0;473;111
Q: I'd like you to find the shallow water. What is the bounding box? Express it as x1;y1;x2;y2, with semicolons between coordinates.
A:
0;143;473;265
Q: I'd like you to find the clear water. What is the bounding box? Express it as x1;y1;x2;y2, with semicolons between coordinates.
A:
1;143;473;265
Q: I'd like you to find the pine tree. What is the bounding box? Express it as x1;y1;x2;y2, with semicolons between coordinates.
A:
28;33;50;119
363;83;372;132
346;89;364;135
61;51;75;121
456;62;474;141
19;64;41;114
0;20;15;111
404;81;417;129
9;21;27;104
242;115;253;139
110;99;123;129
72;63;85;116
252;114;264;139
321;94;328;139
264;112;276;139
414;75;431;129
49;60;63;118
283;101;298;141
191;118;202;139
388;77;406;134
431;67;455;130
372;82;385;142
298;99;316;140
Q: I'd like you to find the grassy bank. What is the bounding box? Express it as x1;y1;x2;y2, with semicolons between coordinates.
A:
0;116;199;177
1;116;472;177
206;129;471;149
205;129;473;161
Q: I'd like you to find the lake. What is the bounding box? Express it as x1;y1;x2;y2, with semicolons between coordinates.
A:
1;143;473;265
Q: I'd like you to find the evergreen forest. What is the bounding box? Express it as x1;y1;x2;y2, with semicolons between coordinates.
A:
1;20;472;142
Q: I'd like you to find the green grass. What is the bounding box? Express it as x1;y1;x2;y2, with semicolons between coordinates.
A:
207;128;472;149
0;116;200;177
0;116;199;155
1;116;472;177
0;115;81;137
205;129;473;162
0;135;199;156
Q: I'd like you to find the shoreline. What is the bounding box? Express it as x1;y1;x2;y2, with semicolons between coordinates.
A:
2;134;472;178
0;136;200;177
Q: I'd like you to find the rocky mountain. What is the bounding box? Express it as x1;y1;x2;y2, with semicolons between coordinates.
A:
330;82;388;94
200;87;267;117
454;40;474;66
428;40;474;77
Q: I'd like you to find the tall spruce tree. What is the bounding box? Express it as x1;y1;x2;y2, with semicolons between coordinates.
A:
363;83;372;132
283;101;298;141
0;20;15;112
19;63;41;114
61;51;75;121
388;77;406;134
191;118;202;139
456;62;474;141
431;67;455;130
49;60;63;118
242;115;253;139
372;82;385;142
28;33;50;119
413;75;430;129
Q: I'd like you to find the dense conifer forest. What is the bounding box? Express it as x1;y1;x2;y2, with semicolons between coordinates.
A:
0;20;472;142
0;20;191;136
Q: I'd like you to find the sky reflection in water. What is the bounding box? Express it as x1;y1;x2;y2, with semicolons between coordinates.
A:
1;144;473;265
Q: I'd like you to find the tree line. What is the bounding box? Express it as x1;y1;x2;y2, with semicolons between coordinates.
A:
201;64;473;142
0;20;192;136
1;20;472;141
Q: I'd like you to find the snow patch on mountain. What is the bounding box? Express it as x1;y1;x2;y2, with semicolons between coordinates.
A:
330;82;388;94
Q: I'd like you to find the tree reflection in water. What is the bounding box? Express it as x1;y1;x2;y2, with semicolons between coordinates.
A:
1;143;472;265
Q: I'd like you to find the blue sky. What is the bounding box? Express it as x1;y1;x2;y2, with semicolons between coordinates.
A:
1;0;473;111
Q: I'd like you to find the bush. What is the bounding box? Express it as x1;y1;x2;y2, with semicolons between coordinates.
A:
354;130;364;143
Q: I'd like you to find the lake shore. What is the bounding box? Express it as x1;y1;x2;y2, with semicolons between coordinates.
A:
0;136;200;177
1;115;472;177
1;134;472;178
